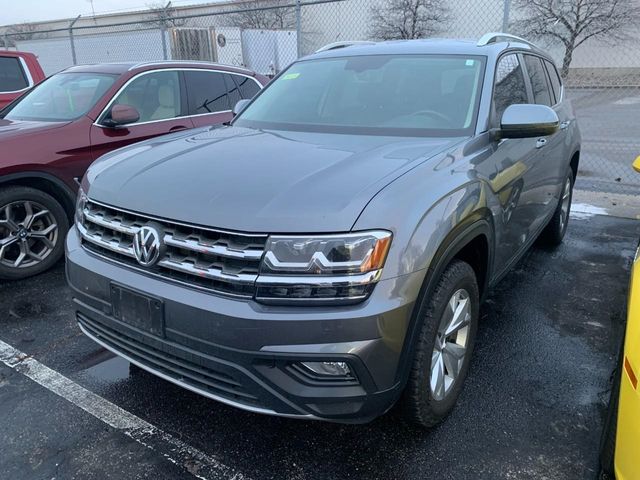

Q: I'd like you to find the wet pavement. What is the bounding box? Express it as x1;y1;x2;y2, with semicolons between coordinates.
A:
0;213;637;480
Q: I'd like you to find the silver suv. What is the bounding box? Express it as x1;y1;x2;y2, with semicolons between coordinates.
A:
66;34;580;426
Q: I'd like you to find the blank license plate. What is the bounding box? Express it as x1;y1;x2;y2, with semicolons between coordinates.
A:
111;284;164;337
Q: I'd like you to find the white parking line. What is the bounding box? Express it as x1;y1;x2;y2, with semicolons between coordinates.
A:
0;339;249;480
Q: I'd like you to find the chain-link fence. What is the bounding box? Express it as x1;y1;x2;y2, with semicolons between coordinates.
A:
2;0;640;198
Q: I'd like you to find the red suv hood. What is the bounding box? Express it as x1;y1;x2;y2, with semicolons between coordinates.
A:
0;118;71;140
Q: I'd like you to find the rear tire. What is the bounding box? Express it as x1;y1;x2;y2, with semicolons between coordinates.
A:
399;260;479;428
540;169;574;246
0;186;69;281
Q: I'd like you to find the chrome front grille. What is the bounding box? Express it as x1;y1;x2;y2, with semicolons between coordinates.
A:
78;200;267;297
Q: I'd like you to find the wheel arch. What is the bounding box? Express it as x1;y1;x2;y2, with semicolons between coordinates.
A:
392;214;495;391
570;150;580;181
0;172;77;219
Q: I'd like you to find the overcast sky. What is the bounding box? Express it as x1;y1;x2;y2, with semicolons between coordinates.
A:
1;0;219;25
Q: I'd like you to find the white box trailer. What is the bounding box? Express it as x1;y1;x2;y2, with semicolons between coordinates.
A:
240;29;297;76
16;27;297;77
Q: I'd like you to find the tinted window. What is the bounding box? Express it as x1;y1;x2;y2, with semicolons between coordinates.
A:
523;55;552;106
236;55;486;137
233;74;261;99
0;56;29;92
185;71;230;115
493;54;529;121
224;74;242;109
5;73;116;122
108;71;181;124
544;60;562;103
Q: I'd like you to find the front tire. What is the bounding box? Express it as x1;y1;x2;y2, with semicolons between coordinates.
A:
540;169;574;246
0;186;69;280
399;260;479;428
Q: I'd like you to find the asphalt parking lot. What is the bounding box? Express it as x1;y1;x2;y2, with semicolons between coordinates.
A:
570;87;640;195
0;212;638;480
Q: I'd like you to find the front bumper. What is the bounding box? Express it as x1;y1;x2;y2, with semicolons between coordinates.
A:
66;227;422;422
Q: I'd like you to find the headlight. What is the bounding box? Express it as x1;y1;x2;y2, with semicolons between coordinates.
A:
75;186;88;227
256;231;392;305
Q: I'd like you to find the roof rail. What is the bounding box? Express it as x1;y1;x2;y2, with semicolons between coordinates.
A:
315;40;376;53
477;32;538;48
128;60;231;71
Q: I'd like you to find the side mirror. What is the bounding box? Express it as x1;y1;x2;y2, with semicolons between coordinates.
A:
497;104;559;139
104;104;140;128
232;99;251;117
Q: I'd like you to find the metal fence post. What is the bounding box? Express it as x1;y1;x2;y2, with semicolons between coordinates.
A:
295;0;302;58
501;0;511;32
161;26;168;60
69;15;81;65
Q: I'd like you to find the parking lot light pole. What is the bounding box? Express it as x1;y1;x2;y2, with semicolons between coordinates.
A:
69;15;81;65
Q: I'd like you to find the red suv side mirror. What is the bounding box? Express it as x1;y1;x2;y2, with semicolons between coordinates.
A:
105;104;140;127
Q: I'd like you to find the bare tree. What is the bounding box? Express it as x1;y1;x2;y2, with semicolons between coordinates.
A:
228;0;296;30
368;0;450;41
6;23;40;41
145;1;188;28
513;0;640;78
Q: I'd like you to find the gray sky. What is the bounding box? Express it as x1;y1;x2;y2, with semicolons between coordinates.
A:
1;0;218;25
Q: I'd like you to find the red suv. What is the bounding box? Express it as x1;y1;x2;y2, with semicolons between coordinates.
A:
0;61;268;280
0;51;46;110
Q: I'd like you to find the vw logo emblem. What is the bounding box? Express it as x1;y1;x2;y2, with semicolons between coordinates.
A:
133;225;163;267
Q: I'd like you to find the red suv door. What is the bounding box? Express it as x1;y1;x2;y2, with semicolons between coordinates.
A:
90;70;193;160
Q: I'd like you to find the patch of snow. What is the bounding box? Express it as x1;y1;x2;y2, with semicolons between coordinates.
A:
571;203;608;219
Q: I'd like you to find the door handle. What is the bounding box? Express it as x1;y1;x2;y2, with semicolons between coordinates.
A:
170;125;188;132
536;138;547;149
560;120;571;130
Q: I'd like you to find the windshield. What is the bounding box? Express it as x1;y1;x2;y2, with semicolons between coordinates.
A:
235;54;486;136
4;72;117;122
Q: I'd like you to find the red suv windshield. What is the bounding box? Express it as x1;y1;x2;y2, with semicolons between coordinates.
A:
4;72;116;122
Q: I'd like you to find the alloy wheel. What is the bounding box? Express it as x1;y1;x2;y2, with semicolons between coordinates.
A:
430;288;471;401
0;201;59;269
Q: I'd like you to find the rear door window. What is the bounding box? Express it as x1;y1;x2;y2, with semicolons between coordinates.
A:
0;56;29;92
544;60;562;104
493;54;529;121
185;70;230;115
523;55;553;107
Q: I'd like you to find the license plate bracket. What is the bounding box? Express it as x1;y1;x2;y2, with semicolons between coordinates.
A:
110;284;164;337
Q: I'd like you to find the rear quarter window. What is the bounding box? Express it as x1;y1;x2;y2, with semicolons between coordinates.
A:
544;59;563;103
233;74;261;99
0;56;29;92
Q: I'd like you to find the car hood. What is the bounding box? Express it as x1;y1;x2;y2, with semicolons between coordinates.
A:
87;126;463;233
0;118;70;139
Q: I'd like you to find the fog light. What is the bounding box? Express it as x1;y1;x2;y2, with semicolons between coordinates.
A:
300;361;351;377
